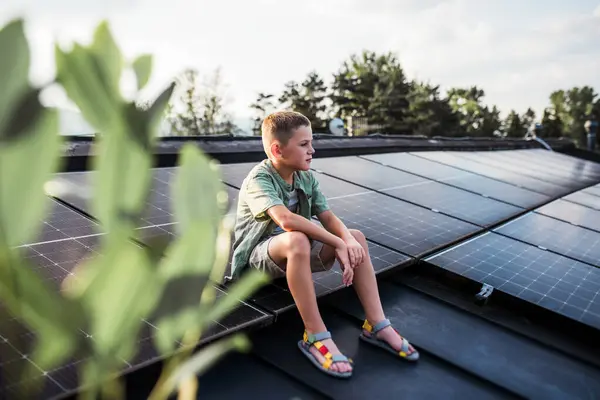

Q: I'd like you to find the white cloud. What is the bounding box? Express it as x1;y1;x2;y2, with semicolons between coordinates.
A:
1;0;599;130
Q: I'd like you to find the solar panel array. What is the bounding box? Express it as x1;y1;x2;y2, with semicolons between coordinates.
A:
4;148;600;397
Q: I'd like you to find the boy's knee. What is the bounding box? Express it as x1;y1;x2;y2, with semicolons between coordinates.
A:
350;229;366;242
285;231;311;256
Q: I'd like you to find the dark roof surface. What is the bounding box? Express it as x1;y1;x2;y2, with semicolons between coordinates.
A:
3;137;600;399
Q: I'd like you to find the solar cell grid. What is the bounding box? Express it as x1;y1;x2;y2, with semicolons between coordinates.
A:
494;213;600;267
325;191;480;256
426;232;600;330
514;149;600;177
380;180;524;227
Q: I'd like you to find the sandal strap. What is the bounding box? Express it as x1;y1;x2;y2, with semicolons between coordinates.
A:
303;330;331;344
362;318;391;334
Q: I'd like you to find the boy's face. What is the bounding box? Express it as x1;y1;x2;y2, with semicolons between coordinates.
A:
273;125;314;171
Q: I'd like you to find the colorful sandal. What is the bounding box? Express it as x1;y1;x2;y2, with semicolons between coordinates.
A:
297;330;353;379
359;319;419;361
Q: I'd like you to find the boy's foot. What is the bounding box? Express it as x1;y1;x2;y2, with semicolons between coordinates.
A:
307;337;353;373
362;323;417;355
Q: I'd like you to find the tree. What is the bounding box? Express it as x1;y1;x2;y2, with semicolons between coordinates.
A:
405;81;461;137
547;86;598;145
540;107;564;138
166;68;240;136
330;51;410;134
446;86;501;136
504;110;525;138
279;71;328;131
249;93;276;136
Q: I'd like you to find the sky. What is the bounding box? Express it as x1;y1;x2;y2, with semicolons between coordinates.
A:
2;0;599;134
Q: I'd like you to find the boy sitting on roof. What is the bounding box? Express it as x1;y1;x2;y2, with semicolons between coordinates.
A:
230;111;419;378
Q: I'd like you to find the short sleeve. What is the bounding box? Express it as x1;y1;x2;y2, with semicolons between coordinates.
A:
244;173;284;220
310;174;330;216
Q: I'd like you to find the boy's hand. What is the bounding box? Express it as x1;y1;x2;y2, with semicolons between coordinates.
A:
334;243;354;286
344;236;365;268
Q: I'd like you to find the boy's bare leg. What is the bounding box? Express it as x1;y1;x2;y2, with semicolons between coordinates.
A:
267;231;352;373
319;229;416;354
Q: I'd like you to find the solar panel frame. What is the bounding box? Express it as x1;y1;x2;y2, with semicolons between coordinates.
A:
425;232;600;330
494;212;600;267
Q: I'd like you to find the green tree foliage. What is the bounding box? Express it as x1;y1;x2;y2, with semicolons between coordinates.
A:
166;68;240;136
0;18;268;399
405;81;461;137
249;92;276;135
331;51;410;134
446;86;502;137
279;71;329;131
546;86;598;145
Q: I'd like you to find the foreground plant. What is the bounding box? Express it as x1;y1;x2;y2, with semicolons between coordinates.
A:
0;18;268;399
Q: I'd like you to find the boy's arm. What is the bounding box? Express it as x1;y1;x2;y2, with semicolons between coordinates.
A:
267;206;345;249
317;209;365;268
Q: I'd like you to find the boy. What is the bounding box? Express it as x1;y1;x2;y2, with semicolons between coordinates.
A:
230;111;418;378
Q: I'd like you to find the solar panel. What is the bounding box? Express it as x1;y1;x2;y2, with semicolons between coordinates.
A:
360;153;469;181
361;153;550;208
413;152;569;196
441;174;550;208
583;185;600;198
506;150;600;181
494;213;600;267
381;181;524;227
476;150;599;185
311;156;428;191
458;151;580;189
246;240;412;314
563;191;600;211
220;162;257;189
325;191;480;256
3;230;270;398
512;149;600;178
535;200;600;233
426;232;600;330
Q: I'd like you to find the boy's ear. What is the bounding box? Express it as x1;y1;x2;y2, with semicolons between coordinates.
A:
271;141;283;158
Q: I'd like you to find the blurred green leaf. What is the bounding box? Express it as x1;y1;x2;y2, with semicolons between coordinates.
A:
133;54;152;90
0;19;29;135
146;82;175;138
89;21;123;102
0;249;82;371
202;269;269;324
77;240;160;362
54;42;123;134
0;108;61;247
173;143;227;233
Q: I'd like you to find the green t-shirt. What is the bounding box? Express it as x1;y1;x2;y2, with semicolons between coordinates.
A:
229;159;330;279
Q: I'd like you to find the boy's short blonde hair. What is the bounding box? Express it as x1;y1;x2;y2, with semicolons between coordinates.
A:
261;111;311;153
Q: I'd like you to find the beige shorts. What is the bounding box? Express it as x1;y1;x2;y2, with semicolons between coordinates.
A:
248;235;336;279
